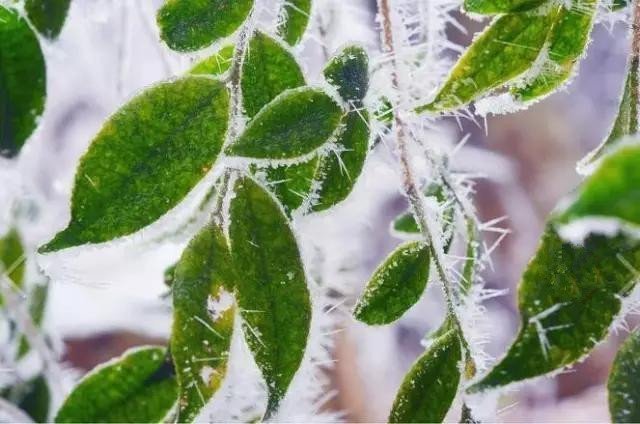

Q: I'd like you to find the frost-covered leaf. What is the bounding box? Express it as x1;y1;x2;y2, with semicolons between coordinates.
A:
417;13;553;113
190;45;234;76
278;0;312;46
40;78;229;252
323;46;369;107
0;228;25;289
612;0;629;10
354;241;430;325
55;346;177;423
0;5;46;158
463;0;545;15
546;1;597;67
241;32;305;119
227;88;342;159
171;224;236;422
25;0;71;39
608;329;640;423
3;375;51;423
229;176;311;416
258;159;319;215
157;0;254;52
389;330;461;423
468;227;640;392
312;111;370;212
580;58;638;168
512;61;573;102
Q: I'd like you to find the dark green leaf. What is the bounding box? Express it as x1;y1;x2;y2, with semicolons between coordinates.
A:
4;375;51;423
580;57;638;169
40;77;229;252
417;13;553;113
608;329;640;423
312;111;370;212
157;0;254;52
190;45;234;76
25;0;71;39
464;0;545;14
55;346;178;423
0;5;46;158
468;227;640;392
258;159;319;215
241;32;305;119
323;46;369;107
612;0;629;10
227;88;342;159
229;176;311;416
278;0;312;46
354;241;430;325
0;228;25;289
171;223;235;422
389;330;461;423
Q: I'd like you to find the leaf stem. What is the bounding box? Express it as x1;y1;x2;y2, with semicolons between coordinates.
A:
377;0;475;369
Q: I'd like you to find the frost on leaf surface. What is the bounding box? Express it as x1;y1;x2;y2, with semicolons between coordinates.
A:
190;45;235;77
0;228;25;292
25;0;71;39
171;223;236;422
0;5;46;158
464;0;545;14
157;0;254;52
608;329;640;423
323;45;369;107
418;13;553;113
229;176;311;417
227;88;342;159
241;31;305;119
278;0;312;46
55;347;178;423
389;330;461;423
354;241;430;325
259;159;319;215
40;77;229;252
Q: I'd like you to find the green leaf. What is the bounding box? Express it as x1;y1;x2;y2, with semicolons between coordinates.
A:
4;375;51;423
40;77;229;252
557;143;640;227
0;5;46;158
354;241;430;325
311;111;370;212
392;212;420;235
171;223;236;422
608;329;640;423
229;176;311;416
157;0;254;52
258;159;319;215
55;346;178;423
25;0;71;39
227;88;342;159
278;0;312;46
463;0;545;14
547;1;597;66
580;57;639;169
511;61;573;102
241;32;305;119
468;227;640;392
389;330;461;423
417;13;553;113
189;45;234;76
0;228;25;289
323;46;369;107
611;0;629;10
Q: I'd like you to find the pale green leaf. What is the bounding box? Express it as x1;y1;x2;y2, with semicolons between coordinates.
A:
389;330;461;423
547;1;597;66
323;46;369;106
608;329;640;423
464;0;545;14
157;0;254;52
311;111;370;212
0;5;46;158
171;223;236;422
25;0;71;39
189;45;234;76
278;0;312;46
40;77;229;252
227;88;342;159
354;241;430;325
417;13;553;113
512;61;573;102
55;346;178;423
0;228;25;289
241;31;305;118
229;176;311;416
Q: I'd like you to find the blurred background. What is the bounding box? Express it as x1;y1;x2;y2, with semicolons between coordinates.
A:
0;0;632;421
